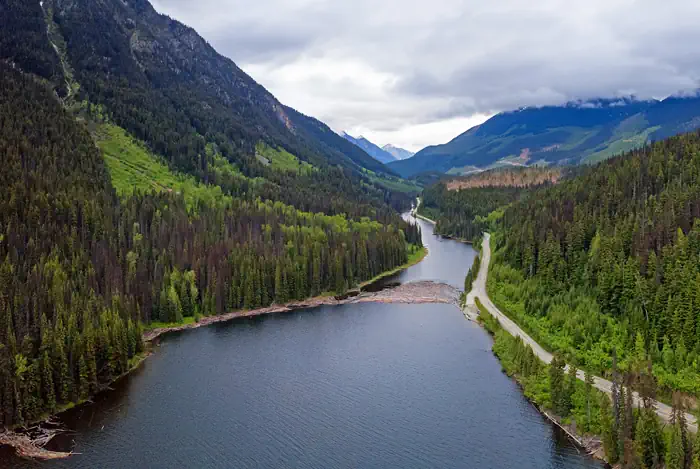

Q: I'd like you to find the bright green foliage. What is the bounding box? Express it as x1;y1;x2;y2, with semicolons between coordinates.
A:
98;124;234;211
476;298;674;468
478;306;605;437
255;143;314;174
361;169;423;195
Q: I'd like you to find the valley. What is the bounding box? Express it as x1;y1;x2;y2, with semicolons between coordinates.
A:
1;216;604;469
1;0;700;467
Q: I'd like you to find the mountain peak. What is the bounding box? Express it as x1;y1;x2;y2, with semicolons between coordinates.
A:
382;144;415;161
341;132;397;164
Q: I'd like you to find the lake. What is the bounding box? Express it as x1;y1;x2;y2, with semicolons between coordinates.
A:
1;216;603;468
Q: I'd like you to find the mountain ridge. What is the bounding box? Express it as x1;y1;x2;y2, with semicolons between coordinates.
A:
17;0;397;181
382;144;415;160
390;94;700;177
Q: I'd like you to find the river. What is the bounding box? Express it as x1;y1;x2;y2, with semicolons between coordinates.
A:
1;216;603;468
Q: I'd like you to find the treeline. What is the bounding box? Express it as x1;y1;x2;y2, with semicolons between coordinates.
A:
463;255;480;293
492;130;700;398
480;304;700;468
421;183;526;240
0;65;416;427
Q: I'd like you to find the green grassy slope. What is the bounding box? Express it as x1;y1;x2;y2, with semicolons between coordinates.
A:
97;123;233;209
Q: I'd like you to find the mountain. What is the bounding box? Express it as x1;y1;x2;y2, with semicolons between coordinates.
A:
7;0;397;181
341;133;397;164
382;144;415;160
389;96;700;177
0;0;423;427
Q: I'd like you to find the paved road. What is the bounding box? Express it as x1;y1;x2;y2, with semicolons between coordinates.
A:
411;197;436;224
465;233;697;431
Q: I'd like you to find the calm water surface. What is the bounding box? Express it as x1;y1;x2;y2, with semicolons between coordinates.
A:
2;216;603;468
373;216;477;289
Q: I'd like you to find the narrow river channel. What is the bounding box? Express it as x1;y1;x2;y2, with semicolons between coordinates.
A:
1;216;603;469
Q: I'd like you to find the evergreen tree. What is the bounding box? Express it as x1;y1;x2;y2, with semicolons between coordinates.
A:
635;407;665;469
600;394;619;464
549;354;566;415
564;364;577;417
40;351;55;412
584;369;594;431
667;424;685;469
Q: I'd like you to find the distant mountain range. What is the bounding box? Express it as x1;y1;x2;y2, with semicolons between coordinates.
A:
341;133;415;164
382;144;415;161
341;133;396;164
389;95;700;177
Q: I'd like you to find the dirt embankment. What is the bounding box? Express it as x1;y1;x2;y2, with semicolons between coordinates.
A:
0;421;75;460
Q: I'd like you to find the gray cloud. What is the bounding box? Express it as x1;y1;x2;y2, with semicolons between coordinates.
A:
151;0;700;150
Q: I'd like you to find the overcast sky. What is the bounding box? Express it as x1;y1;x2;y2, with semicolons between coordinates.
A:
152;0;700;152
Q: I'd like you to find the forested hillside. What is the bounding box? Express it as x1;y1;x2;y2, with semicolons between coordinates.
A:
0;63;421;427
4;0;411;217
489;130;700;397
420;168;559;241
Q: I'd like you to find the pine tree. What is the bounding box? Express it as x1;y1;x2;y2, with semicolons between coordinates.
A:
334;253;346;295
563;364;577;417
600;394;619;464
667;424;685;469
274;260;285;304
52;319;71;402
78;352;89;400
663;335;676;371
40;351;55;411
692;430;700;469
584;369;594;431
312;250;322;296
549;354;566;415
635;407;665;469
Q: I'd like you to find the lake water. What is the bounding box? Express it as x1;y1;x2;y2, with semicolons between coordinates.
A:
1;216;603;468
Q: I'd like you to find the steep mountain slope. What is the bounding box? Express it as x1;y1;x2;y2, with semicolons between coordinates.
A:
30;0;391;180
383;144;415;160
390;96;700;177
342;132;397;164
0;0;64;89
0;0;414;217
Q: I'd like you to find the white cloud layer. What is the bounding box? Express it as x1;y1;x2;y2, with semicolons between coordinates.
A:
152;0;700;151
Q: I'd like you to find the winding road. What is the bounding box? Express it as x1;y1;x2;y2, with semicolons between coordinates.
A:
465;233;697;432
411;197;436;224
